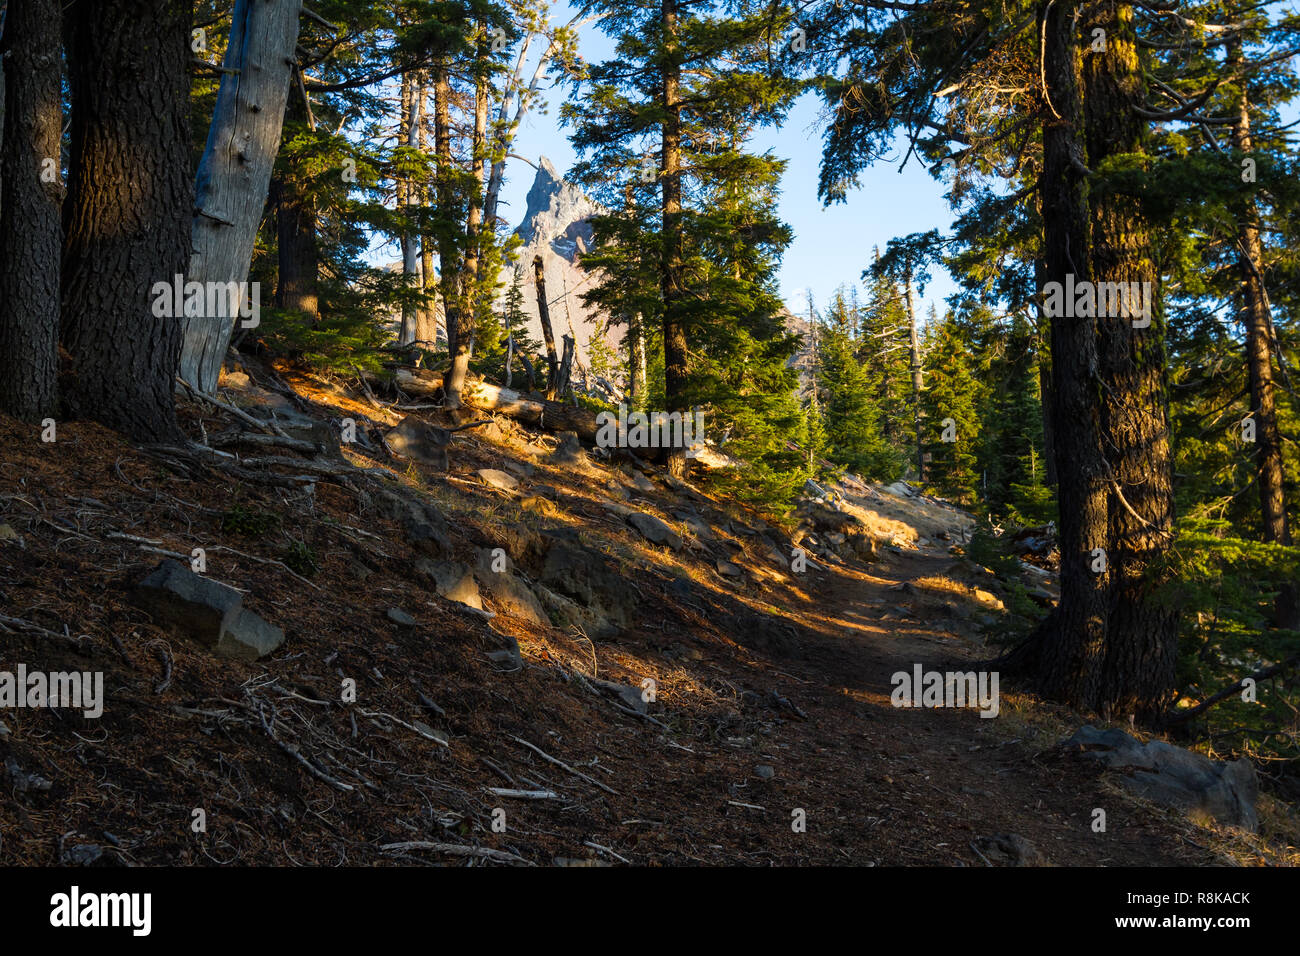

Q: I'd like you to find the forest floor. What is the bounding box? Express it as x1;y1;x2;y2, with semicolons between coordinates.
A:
0;359;1291;866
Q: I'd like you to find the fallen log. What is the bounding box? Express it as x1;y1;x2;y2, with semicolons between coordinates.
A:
391;367;600;443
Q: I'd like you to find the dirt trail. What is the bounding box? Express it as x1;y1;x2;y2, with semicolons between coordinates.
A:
720;546;1217;865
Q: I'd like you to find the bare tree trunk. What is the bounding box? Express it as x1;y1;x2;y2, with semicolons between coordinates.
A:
60;0;193;442
0;0;62;422
661;0;689;478
904;260;923;481
180;0;302;393
629;312;647;412
534;254;560;395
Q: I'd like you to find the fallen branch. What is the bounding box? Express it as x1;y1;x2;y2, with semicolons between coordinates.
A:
506;734;619;795
258;704;355;792
485;788;560;800
378;842;532;865
178;378;291;438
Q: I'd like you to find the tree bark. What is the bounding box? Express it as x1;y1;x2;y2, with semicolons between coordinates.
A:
445;33;490;407
180;0;303;393
432;60;466;401
272;84;319;320
1082;0;1178;722
0;0;62;422
661;0;689;477
1227;39;1295;627
534;254;560;394
629;311;647;412
60;0;193;442
904;260;923;481
398;70;421;346
1027;0;1111;708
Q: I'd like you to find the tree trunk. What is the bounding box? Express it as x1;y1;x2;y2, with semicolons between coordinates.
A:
904;260;923;481
0;0;62;422
180;0;302;393
661;0;689;477
1033;257;1058;487
432;60;466;401
629;311;647;412
534;254;560;394
445;33;490;407
1023;0;1111;708
398;71;421;346
60;0;193;442
1227;39;1296;627
272;85;319;320
1082;0;1177;722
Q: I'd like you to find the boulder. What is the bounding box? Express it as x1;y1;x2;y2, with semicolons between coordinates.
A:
972;833;1047;866
386;608;417;627
376;491;452;558
628;471;656;494
539;535;636;632
1062;725;1259;831
476;551;549;627
476;468;520;493
386;416;451;469
627;512;683;550
415;559;484;611
132;560;284;660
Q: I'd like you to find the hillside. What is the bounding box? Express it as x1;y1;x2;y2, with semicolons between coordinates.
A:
0;360;1286;867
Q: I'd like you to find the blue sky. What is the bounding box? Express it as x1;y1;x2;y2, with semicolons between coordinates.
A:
493;7;960;322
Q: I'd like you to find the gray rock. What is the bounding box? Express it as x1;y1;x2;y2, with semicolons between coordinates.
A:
386;608;417;627
540;535;635;631
549;431;583;464
386;416;453;470
218;607;286;661
476;468;520;493
133;559;241;644
62;844;104;866
676;512;716;542
627;512;683;550
972;833;1046;866
1062;725;1259;831
628;471;656;493
377;491;452;558
503;459;536;478
605;480;631;502
486;630;523;669
132;560;284;660
754;764;775;780
4;756;51;792
716;559;744;578
476;551;548;627
531;582;613;640
593;678;649;714
415;560;483;611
